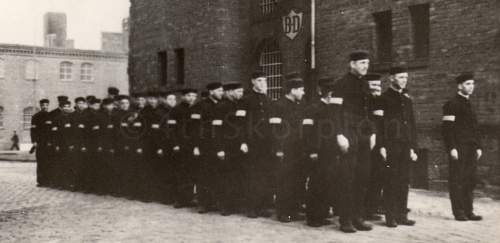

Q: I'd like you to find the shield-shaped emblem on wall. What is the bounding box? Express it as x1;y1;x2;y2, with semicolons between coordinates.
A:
282;10;303;40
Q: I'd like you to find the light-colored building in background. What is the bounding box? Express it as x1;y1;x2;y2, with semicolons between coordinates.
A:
0;12;129;150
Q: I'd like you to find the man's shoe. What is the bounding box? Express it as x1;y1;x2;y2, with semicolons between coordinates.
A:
455;214;468;221
258;210;272;218
386;218;398;228
396;215;416;226
307;219;331;227
220;209;232;216
340;221;357;233
247;211;258;218
466;213;482;221
278;215;293;223
352;219;373;231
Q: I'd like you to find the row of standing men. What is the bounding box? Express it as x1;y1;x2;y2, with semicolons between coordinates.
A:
32;50;483;233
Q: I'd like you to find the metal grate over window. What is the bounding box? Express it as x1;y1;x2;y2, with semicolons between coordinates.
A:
259;41;282;100
260;0;278;15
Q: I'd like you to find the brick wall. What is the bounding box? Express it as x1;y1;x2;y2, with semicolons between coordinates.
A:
129;0;500;194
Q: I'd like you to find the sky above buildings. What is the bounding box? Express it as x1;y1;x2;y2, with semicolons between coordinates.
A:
0;0;130;50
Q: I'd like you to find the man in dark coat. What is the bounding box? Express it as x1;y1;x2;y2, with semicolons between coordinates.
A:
241;70;274;218
442;73;483;221
32;98;51;187
331;51;375;233
170;88;199;208
378;67;419;227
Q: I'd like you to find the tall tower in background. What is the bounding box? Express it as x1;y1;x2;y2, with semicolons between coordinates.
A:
43;12;67;48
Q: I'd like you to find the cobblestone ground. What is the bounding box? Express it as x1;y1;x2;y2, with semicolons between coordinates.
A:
0;161;499;243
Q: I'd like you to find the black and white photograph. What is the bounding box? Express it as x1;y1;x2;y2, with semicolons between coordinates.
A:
0;0;499;242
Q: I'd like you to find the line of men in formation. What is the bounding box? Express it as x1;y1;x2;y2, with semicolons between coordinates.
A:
31;50;482;233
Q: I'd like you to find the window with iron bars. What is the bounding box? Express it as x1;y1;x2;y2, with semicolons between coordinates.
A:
259;42;282;100
260;0;279;15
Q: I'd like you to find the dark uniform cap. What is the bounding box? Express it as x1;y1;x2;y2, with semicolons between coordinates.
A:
60;100;71;106
223;82;243;91
206;82;223;91
108;86;120;96
132;92;146;98
363;73;382;81
102;98;114;105
251;70;267;79
116;95;130;101
39;98;50;105
89;98;101;105
180;88;198;95
86;95;96;102
318;77;335;93
57;95;69;103
349;50;370;61
285;78;305;90
74;97;86;103
389;66;408;75
456;73;474;84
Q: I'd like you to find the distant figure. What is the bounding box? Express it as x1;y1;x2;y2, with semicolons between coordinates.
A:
10;131;20;150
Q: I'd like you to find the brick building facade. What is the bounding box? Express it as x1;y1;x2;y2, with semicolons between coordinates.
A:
128;0;500;194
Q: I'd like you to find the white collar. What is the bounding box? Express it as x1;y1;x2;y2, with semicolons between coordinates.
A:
458;92;470;100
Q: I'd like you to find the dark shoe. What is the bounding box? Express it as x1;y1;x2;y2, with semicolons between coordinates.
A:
352;219;373;231
198;207;209;214
278;215;293;223
220;209;232;216
397;218;416;226
258;210;272;218
247;210;258;218
386;218;398;228
455;214;468;221
291;213;306;221
340;221;357;233
307;219;331;227
466;213;482;221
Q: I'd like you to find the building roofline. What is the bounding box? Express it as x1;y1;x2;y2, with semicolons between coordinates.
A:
0;43;127;60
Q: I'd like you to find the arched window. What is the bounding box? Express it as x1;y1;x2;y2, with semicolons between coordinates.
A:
23;107;38;130
260;0;279;14
259;40;283;100
25;60;39;80
0;106;4;129
60;61;73;81
80;63;93;81
0;58;5;79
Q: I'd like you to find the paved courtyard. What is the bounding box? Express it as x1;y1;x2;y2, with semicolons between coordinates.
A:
0;161;499;243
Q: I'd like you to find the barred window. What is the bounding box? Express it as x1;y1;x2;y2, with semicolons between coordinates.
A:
0;106;4;129
23;107;38;130
60;61;73;81
260;0;279;15
80;63;93;81
0;58;4;78
25;60;39;80
259;41;283;100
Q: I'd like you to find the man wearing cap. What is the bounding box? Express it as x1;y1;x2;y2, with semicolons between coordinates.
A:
53;100;76;190
158;90;178;203
142;90;169;203
363;73;387;221
86;97;105;194
269;75;307;223
100;98;118;195
32;99;51;187
378;67;418;227
305;78;337;227
219;82;246;215
241;70;274;218
331;51;374;233
196;82;226;214
46;95;69;188
170;88;199;208
70;97;91;192
442;73;482;222
107;87;120;100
